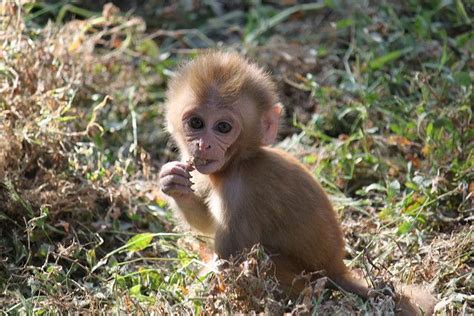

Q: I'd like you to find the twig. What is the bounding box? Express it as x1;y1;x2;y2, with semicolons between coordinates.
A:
128;87;138;157
145;29;215;47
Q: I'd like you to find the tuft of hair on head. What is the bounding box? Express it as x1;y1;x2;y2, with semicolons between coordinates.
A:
167;51;278;113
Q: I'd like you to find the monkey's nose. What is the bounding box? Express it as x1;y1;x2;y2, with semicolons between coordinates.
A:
195;140;211;151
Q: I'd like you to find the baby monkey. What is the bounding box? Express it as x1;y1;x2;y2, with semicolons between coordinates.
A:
159;52;435;315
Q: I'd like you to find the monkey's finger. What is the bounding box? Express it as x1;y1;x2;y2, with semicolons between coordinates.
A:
160;163;192;179
160;175;193;188
162;184;195;196
160;161;189;174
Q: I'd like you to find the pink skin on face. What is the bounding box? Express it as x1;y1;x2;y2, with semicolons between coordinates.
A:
182;106;241;174
160;105;243;198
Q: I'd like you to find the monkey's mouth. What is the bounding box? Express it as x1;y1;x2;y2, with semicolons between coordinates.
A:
193;157;216;166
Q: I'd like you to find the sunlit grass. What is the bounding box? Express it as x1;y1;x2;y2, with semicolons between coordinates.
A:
1;0;472;314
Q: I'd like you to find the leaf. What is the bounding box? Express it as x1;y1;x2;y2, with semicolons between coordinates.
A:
324;0;335;8
129;284;141;296
86;249;96;268
57;116;78;122
335;18;354;30
126;233;154;252
369;47;412;70
388;180;400;191
397;221;412;235
422;144;432;156
454;72;471;87
303;154;317;164
405;181;418;191
389;123;403;135
363;183;386;193
91;257;108;273
138;39;160;57
378;208;393;220
388;135;412;147
426;121;434;138
156;198;167;208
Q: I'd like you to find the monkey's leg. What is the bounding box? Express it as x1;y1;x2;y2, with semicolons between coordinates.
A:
269;254;321;297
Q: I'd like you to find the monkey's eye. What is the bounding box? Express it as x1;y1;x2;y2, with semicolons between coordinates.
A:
216;121;232;134
189;117;204;130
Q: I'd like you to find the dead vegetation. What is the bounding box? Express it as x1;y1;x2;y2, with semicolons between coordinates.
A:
1;1;473;314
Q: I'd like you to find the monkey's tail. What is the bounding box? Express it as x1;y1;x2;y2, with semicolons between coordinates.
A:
394;284;436;316
332;274;436;316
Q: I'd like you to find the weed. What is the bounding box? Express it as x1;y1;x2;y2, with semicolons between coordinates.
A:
1;0;472;314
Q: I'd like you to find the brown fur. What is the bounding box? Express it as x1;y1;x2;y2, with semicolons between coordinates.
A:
160;51;436;315
167;51;277;114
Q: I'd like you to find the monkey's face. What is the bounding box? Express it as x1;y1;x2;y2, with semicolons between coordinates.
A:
181;106;242;174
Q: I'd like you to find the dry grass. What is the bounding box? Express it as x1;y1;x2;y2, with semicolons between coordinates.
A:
1;1;472;314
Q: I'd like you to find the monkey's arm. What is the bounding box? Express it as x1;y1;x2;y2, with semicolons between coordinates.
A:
159;161;216;235
168;194;215;235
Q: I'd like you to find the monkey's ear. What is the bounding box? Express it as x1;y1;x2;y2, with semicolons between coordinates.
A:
261;103;282;146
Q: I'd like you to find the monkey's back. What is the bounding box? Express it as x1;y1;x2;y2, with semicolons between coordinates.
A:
218;147;347;276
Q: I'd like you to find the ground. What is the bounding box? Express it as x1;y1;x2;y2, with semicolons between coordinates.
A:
0;1;472;314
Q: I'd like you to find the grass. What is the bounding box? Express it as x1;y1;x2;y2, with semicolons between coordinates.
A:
0;0;472;314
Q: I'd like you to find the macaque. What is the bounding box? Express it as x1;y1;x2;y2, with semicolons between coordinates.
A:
159;51;435;315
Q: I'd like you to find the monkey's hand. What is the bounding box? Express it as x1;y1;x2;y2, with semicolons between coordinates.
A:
159;161;215;235
159;161;195;199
